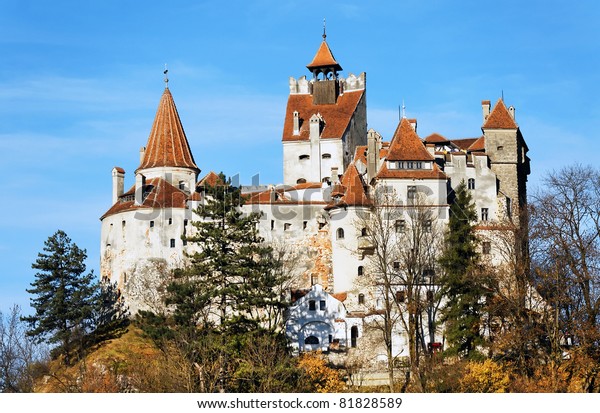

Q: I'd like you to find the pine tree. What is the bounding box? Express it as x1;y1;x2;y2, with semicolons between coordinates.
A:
438;181;488;358
23;230;97;365
167;174;287;335
23;231;129;365
90;280;130;345
139;174;291;391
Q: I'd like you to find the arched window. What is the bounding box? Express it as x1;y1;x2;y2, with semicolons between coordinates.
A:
304;336;319;345
297;178;307;184
336;228;345;239
358;266;364;276
358;294;365;305
361;227;367;236
468;178;475;190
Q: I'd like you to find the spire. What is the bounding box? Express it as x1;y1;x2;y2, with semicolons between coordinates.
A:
137;88;199;172
163;64;169;88
306;28;342;77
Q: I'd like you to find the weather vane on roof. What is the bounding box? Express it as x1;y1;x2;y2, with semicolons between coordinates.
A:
164;63;169;88
323;18;327;40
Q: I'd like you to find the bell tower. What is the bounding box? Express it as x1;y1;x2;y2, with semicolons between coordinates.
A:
306;29;343;105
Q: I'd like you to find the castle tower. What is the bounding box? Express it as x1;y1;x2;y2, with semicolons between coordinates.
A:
482;99;530;226
99;84;201;313
282;33;367;186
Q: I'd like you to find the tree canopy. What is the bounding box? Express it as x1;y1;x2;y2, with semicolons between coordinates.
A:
23;230;128;365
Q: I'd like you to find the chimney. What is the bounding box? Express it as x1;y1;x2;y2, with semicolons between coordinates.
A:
293;111;300;135
331;166;339;184
367;129;380;184
135;173;146;205
139;146;146;164
408;119;417;132
309;114;321;142
482;100;491;123
112;167;125;204
508;105;516;120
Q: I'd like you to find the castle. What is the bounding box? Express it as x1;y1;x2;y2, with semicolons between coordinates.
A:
100;33;530;361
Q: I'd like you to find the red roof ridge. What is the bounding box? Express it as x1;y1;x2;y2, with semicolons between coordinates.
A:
137;88;199;172
483;98;517;129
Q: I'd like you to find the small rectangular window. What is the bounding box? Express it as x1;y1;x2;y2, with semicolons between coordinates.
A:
481;208;489;221
320;300;326;311
483;241;491;255
150;221;155;228
284;223;291;231
396;290;405;303
407;186;417;201
393;261;400;270
303;221;308;230
168;218;173;225
271;220;275;230
309;300;316;311
395;219;405;233
170;239;175;248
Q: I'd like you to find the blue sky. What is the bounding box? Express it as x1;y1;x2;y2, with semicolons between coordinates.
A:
1;0;599;314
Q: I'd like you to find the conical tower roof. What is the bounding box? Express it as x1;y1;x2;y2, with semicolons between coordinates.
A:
137;88;199;172
306;37;343;72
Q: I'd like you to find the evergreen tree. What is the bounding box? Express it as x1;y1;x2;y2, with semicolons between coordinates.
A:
168;173;287;334
23;230;97;364
438;181;488;358
137;174;291;391
23;231;129;365
90;280;130;345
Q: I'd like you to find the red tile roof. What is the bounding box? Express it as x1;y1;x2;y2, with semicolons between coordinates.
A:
423;133;449;144
449;138;479;150
282;90;364;142
113;166;125;174
468;136;486;152
137;88;199;172
326;163;371;210
386;118;434;162
197;171;224;187
306;40;342;72
100;177;188;220
244;184;327;205
483;99;517;129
